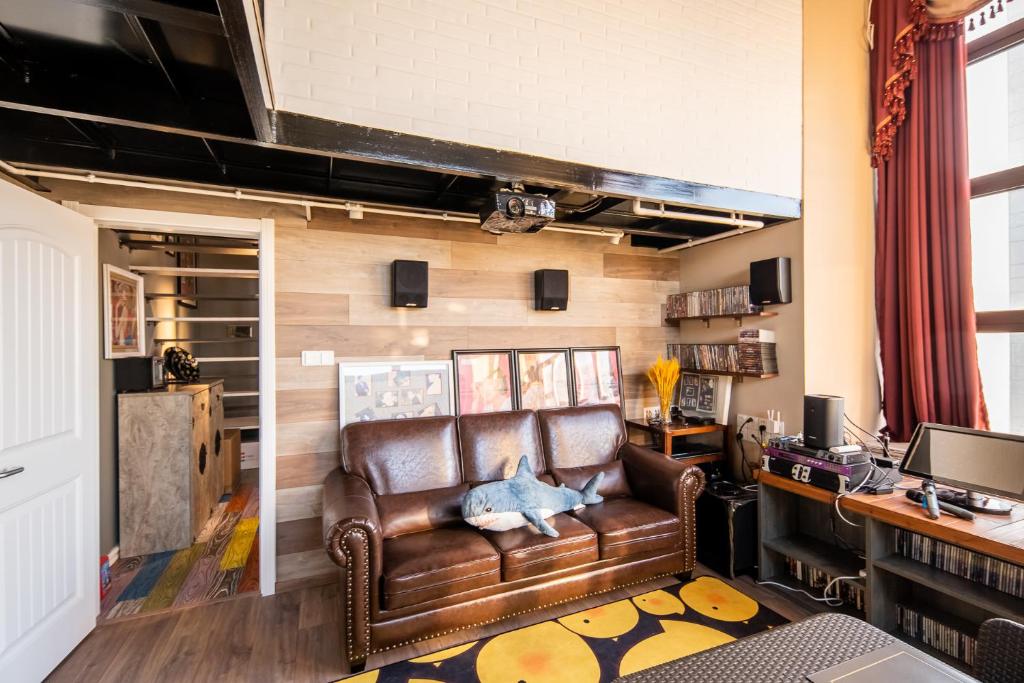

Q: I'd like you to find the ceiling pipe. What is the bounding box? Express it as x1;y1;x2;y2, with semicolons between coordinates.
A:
632;198;765;229
657;226;764;253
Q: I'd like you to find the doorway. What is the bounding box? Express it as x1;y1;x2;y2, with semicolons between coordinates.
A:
74;204;277;619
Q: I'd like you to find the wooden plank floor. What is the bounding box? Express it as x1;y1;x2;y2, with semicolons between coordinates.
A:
47;563;821;683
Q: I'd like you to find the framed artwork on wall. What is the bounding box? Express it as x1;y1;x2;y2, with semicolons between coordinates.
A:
338;360;454;427
103;264;146;359
570;346;624;410
514;348;573;410
452;349;517;415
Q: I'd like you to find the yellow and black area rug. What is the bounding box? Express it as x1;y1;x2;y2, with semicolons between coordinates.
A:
342;575;786;683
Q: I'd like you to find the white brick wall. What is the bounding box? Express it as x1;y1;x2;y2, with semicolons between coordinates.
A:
265;0;802;199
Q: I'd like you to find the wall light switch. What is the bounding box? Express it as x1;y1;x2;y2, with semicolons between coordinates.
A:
320;350;335;366
301;351;319;367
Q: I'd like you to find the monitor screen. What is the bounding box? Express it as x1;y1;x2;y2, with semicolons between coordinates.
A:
900;423;1024;501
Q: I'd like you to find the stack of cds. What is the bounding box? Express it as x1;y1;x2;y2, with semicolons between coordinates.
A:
738;328;778;374
667;329;778;376
665;285;757;319
785;557;864;611
667;343;740;373
897;604;977;666
895;529;1024;598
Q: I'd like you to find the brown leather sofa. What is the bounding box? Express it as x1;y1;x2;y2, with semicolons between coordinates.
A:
322;404;706;671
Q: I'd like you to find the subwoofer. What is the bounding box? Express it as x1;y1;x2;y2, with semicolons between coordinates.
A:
392;259;428;308
534;269;568;311
749;256;792;305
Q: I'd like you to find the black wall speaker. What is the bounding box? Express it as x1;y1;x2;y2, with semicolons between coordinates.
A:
534;269;568;311
749;256;792;305
392;259;428;308
804;394;845;449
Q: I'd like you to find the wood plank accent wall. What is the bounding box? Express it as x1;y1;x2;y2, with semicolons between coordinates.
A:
274;213;680;588
33;180;681;592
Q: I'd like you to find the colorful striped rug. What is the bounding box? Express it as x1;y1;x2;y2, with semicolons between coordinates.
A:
101;483;260;621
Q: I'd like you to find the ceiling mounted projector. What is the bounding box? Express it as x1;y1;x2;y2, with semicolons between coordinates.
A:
479;183;556;234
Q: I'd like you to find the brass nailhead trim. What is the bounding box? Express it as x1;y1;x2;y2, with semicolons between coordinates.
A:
340;527;370;663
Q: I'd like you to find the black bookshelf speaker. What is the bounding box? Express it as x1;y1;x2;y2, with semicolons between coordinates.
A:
749;256;792;305
534;269;568;311
391;259;428;308
804;394;845;449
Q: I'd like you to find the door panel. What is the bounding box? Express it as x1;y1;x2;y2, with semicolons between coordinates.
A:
0;184;98;683
0;235;77;452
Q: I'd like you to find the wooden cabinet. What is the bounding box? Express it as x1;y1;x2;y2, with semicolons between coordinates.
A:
118;381;225;557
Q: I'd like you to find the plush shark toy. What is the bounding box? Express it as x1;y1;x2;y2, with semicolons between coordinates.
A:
461;455;604;537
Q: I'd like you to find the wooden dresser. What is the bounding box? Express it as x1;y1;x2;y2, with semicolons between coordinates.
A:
118;381;225;557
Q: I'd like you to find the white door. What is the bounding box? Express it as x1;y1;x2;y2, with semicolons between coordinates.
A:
0;182;99;682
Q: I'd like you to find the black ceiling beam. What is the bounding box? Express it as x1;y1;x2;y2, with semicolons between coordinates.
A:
123;14;180;98
68;0;225;35
216;0;273;142
0;98;801;221
120;14;227;173
63;118;118;159
269;111;802;219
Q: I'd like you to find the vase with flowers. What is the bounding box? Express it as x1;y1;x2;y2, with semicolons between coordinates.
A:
646;355;680;426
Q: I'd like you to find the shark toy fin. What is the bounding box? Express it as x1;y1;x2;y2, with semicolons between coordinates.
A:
513;454;534;479
523;510;559;537
580;472;605;505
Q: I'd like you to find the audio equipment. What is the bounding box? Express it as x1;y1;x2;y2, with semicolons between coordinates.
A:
114;356;165;392
696;481;758;578
804;394;845;449
762;448;872;494
534;269;569;311
749;256;792;305
392;259;429;308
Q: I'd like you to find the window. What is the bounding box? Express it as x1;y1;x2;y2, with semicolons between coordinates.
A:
968;11;1024;432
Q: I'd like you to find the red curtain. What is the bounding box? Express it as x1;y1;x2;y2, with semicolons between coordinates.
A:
871;0;988;440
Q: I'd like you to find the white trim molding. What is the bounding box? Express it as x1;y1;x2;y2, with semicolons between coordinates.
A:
71;204;278;596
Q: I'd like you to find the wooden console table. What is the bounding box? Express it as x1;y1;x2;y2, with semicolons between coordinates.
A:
624;418;726;463
758;470;1024;669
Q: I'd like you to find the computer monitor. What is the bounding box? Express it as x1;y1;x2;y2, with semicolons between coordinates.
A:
900;423;1024;514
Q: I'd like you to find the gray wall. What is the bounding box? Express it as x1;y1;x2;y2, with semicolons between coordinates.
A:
97;229;130;554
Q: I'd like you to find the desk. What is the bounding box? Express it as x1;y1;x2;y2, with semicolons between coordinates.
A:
624;418;727;463
758;471;1024;669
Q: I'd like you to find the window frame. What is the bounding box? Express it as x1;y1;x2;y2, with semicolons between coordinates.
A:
970;18;1024;333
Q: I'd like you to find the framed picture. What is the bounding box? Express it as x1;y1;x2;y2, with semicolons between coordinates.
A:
339;360;454;427
452;350;517;415
103;264;146;359
570;346;624;409
175;237;198;309
514;348;572;410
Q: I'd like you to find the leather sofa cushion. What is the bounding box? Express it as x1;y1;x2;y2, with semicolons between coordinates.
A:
459;410;546;482
484;513;598;581
342;416;462;495
552;461;633;498
572;497;681;560
382;528;500;610
537;405;627;469
376;484;469;539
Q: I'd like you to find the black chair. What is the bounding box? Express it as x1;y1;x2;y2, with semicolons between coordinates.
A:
975;618;1024;683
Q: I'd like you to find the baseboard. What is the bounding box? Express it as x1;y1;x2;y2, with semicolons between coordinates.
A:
106;545;120;567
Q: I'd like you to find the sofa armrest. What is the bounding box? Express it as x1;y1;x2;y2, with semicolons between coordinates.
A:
322;469;382;670
619;443;706;571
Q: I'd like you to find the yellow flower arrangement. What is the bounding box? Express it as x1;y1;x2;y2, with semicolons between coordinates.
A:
646;355;680;422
